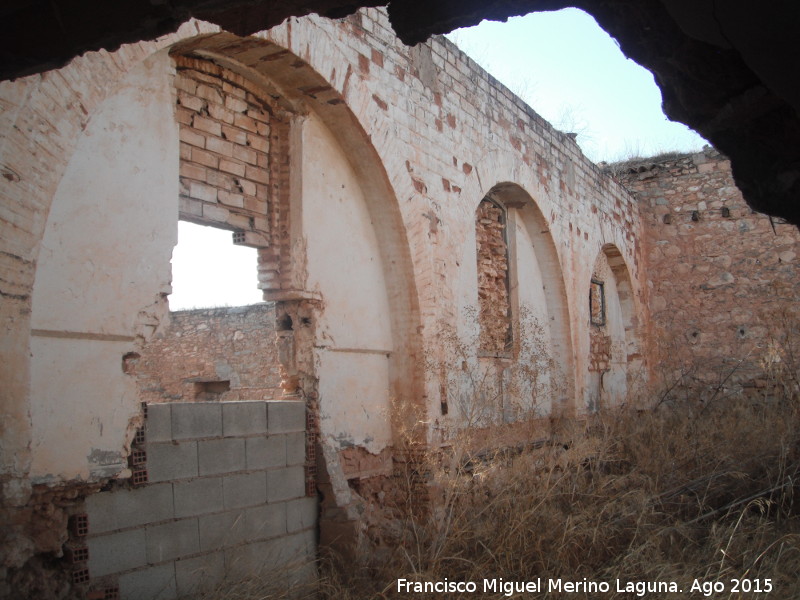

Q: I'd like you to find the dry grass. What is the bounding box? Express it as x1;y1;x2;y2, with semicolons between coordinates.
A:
318;395;800;600
190;395;800;600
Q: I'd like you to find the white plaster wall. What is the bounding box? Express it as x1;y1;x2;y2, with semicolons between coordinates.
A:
29;51;179;481
512;213;556;415
301;112;394;453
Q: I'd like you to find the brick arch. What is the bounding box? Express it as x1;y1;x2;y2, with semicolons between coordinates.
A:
585;243;644;409
480;181;575;415
25;25;423;497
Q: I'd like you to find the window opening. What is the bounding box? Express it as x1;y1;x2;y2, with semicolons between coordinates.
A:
589;278;606;326
169;221;262;310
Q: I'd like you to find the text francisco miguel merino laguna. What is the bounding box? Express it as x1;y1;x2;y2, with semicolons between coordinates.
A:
397;578;682;596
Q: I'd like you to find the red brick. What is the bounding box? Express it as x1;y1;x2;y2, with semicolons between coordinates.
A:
193;115;222;137
219;159;246;177
175;107;194;125
248;109;269;124
205;136;234;156
207;103;235;125
218;190;245;208
221;125;248;146
195;83;223;105
233;113;259;133
177;91;205;113
180;162;207;181
233;144;258;165
179;127;205;148
357;53;370;75
191;148;218;168
239;179;257;196
245;165;269;184
248;134;269;152
222;81;246;98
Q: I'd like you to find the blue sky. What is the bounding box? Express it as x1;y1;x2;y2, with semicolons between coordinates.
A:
446;8;707;163
170;8;708;310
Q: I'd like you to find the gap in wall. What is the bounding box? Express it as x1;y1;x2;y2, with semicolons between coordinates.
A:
169;220;263;310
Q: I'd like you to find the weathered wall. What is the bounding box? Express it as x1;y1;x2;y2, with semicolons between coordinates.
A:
136;304;282;403
76;400;314;599
0;8;649;594
618;148;800;397
27;49;179;483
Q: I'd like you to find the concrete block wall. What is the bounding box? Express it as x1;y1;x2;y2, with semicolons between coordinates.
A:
81;400;316;600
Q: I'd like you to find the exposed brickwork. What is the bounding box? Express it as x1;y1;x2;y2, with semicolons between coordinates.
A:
175;56;272;240
476;199;511;354
618;148;800;394
135;304;282;403
588;329;612;373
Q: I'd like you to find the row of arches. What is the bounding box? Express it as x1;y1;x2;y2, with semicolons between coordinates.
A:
24;28;644;492
463;183;643;421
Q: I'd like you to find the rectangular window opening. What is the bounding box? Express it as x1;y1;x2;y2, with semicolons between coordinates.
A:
590;278;606;326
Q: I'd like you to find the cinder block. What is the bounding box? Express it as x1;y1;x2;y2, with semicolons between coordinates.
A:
285;432;306;466
87;529;147;577
266;466;305;503
146;404;172;442
286;497;318;533
223;471;267;509
172;403;222;440
175;551;226;597
198;438;245;476
146;518;200;563
198;509;246;551
268;401;305;434
119;563;177;600
246;435;286;469
224;540;283;581
147;441;198;482
244;502;286;541
223;401;268;436
85;483;174;534
174;477;223;518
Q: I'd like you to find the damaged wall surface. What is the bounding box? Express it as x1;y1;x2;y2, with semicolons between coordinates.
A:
618;148;800;397
2;6;795;598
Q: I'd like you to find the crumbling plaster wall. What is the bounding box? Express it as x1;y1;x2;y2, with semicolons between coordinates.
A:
0;8;647;592
28;49;179;483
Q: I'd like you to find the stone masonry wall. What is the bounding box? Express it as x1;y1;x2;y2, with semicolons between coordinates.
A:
135;304;282;404
77;401;314;600
618;148;800;395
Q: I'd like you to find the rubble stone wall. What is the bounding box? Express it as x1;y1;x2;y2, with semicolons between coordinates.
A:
619;148;800;395
135;304;282;404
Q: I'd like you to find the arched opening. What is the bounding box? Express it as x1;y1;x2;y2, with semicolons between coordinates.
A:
456;182;573;425
27;33;423;567
584;244;643;410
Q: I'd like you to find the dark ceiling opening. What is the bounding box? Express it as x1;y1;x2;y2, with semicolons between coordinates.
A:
2;0;798;225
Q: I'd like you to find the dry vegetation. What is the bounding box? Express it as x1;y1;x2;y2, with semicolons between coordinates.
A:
192;328;800;600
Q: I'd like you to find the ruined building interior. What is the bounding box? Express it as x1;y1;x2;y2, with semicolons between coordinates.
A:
1;2;799;598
